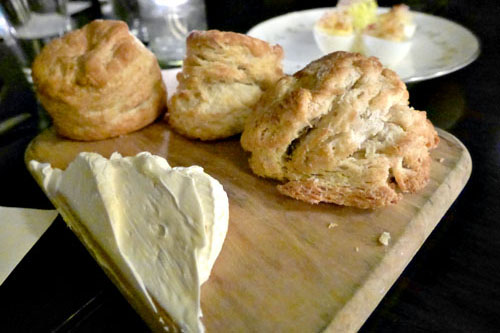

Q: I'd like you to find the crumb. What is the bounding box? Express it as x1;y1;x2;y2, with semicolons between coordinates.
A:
355;246;360;252
378;231;391;246
328;223;338;229
438;157;445;163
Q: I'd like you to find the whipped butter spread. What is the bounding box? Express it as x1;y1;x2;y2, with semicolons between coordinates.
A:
29;152;229;332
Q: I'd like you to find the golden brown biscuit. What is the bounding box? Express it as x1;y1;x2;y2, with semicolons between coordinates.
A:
32;20;166;141
168;30;284;141
241;51;439;209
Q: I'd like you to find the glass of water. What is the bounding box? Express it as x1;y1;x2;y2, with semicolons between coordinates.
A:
112;0;207;68
1;0;72;81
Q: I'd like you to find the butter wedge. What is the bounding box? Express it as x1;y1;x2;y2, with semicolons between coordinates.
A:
29;152;229;332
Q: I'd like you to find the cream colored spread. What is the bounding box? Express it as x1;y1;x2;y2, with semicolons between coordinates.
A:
29;152;229;332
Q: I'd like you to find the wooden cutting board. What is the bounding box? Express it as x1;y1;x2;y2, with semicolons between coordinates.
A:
24;71;472;332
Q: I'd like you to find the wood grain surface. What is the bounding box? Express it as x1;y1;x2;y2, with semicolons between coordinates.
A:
25;119;471;332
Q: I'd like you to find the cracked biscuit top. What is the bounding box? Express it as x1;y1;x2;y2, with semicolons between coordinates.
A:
241;51;439;209
32;20;166;141
167;30;284;141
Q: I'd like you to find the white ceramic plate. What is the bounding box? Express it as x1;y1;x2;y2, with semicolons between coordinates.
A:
247;8;480;83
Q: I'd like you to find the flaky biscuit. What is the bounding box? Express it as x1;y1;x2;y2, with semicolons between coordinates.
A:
168;30;284;141
32;20;166;141
241;52;439;209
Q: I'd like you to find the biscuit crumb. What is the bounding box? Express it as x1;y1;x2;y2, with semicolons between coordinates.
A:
378;231;391;246
355;246;360;252
328;223;338;229
438;158;445;163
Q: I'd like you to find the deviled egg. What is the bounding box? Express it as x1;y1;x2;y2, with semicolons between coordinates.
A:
362;4;416;65
313;10;357;53
314;0;377;53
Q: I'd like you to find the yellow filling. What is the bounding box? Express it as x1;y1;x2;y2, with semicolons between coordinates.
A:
345;0;378;31
317;0;378;35
365;4;413;42
316;11;354;36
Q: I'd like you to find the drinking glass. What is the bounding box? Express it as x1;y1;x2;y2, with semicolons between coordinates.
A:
1;0;72;81
112;0;207;68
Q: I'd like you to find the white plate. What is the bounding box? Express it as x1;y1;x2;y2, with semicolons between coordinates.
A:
247;8;480;83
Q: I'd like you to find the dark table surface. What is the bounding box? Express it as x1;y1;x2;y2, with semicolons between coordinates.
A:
1;0;499;332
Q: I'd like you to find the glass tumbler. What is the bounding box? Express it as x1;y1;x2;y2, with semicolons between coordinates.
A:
0;0;72;80
112;0;207;68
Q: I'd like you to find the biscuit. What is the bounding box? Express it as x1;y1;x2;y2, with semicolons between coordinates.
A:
32;20;166;141
241;51;439;209
168;30;284;140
